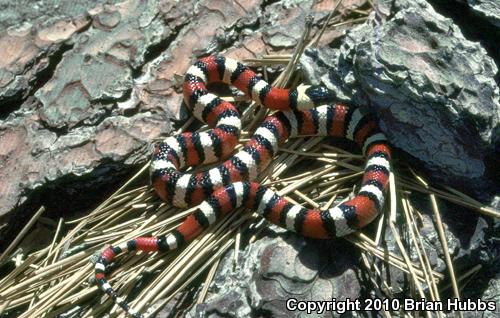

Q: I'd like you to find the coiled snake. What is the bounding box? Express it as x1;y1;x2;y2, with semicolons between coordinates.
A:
93;55;392;317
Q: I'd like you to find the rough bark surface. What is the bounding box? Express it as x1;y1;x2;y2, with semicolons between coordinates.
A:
0;0;359;231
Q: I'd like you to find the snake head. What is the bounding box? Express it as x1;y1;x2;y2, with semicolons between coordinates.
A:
305;85;336;106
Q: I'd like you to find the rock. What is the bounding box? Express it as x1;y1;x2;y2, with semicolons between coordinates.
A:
296;0;500;311
126;0;263;116
454;0;500;28
476;273;500;318
301;0;500;308
461;261;500;318
187;230;362;318
427;0;500;87
262;0;369;50
301;0;500;195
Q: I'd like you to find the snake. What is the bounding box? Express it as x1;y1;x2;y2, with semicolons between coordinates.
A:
93;55;392;318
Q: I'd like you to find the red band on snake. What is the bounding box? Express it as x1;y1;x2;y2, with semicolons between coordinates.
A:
93;55;392;318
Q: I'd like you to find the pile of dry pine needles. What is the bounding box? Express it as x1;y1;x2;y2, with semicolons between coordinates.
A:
1;4;499;318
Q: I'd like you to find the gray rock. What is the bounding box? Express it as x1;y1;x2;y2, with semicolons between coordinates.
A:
301;0;499;192
461;267;500;318
476;273;500;317
455;0;500;28
188;230;362;318
262;0;316;49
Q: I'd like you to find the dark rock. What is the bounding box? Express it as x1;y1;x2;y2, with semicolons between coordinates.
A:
461;255;500;318
373;191;499;302
426;0;500;89
475;273;500;318
301;0;499;194
454;0;500;29
188;230;363;318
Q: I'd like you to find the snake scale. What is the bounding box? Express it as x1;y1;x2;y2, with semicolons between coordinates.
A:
93;55;392;317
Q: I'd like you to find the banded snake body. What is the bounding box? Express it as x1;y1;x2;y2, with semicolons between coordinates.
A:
93;55;392;317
